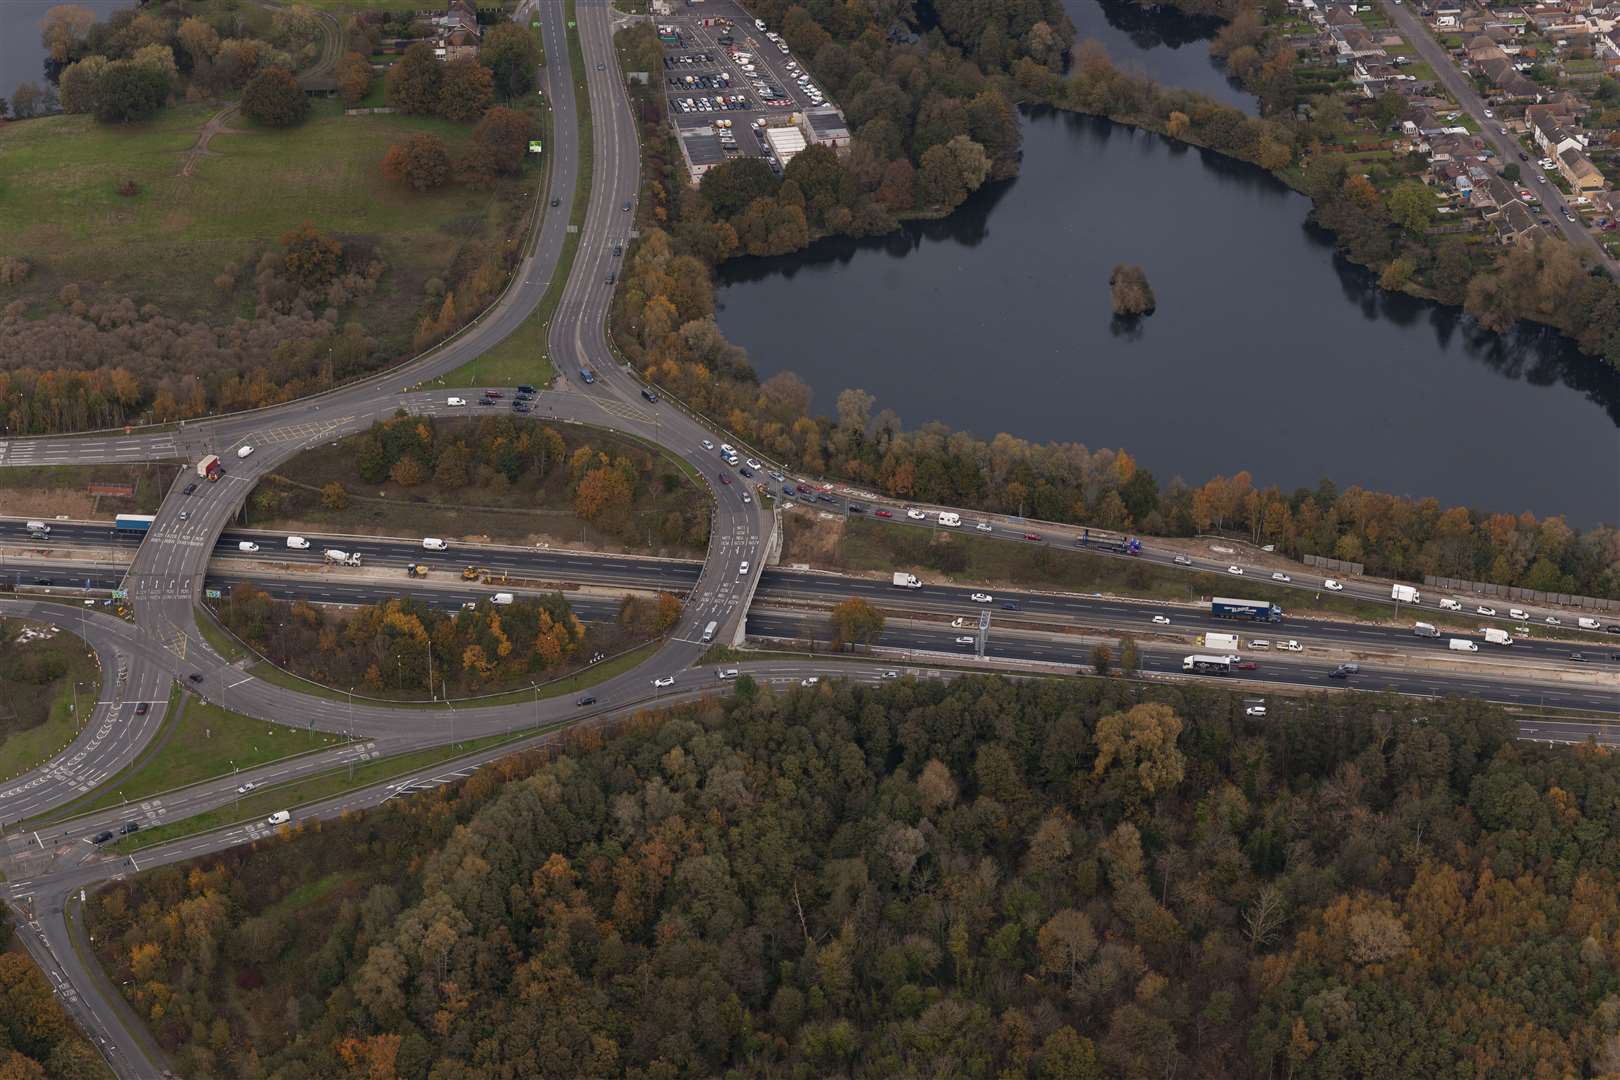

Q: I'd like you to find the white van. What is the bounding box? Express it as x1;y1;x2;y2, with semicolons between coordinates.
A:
266;810;291;826
1448;638;1479;652
422;537;448;551
25;520;49;534
755;17;767;30
1509;607;1529;620
286;536;310;550
1438;598;1463;611
701;619;718;643
236;445;255;459
1579;617;1602;630
492;592;514;605
238;541;259;553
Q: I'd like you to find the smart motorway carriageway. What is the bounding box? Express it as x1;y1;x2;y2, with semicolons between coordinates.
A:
6;518;1616;671
5;558;1616;713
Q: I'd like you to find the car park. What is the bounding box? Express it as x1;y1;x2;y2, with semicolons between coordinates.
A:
1152;615;1171;625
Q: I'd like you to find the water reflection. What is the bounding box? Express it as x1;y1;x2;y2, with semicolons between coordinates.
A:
1062;0;1256;112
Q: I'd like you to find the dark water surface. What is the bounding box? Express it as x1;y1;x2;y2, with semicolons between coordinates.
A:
1061;0;1257;113
715;110;1620;525
0;0;130;102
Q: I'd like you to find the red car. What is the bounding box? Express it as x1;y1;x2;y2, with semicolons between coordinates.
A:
1235;660;1259;670
1023;533;1043;543
718;474;732;485
875;509;893;519
483;389;504;398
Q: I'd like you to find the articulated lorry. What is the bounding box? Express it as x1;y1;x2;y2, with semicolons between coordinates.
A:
1211;597;1283;622
891;572;922;589
1076;530;1142;555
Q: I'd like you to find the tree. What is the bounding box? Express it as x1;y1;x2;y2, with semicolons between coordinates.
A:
1372;90;1406;129
320;482;349;510
176;17;221;66
1090;642;1112;676
1036;909;1098;985
385;42;441;115
40;4;96;64
381;133;451;192
92;61;168;123
917;135;989;211
471;106;533;175
336;51;371;105
481;22;541;98
1109;265;1156;317
575;467;633;529
241;67;309;128
700;157;779;218
280;222;343;291
437;56;494;123
58;55;107;114
1386;181;1434;237
9;83;45;120
1092;702;1186;796
1119;636;1140;675
829;597;884;647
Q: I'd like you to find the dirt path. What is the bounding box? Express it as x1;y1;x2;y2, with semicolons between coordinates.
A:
177;102;240;178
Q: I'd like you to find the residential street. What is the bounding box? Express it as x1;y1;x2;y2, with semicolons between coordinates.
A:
1379;0;1614;265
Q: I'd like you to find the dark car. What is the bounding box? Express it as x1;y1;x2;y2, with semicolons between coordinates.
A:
640;388;659;403
718;473;732;485
579;368;596;384
781;484;794;495
739;466;753;477
1519;151;1529;161
1001;600;1020;611
483;389;504;398
183;482;198;495
511;401;530;413
119;821;140;835
612;242;623;257
516;384;537;395
188;673;204;683
91;831;113;845
1607;625;1620;634
847;503;865;513
605;272;616;285
551;197;560;207
478;397;496;406
576;694;597;707
622;200;632;212
1570;652;1588;662
1235;660;1259;670
134;702;149;716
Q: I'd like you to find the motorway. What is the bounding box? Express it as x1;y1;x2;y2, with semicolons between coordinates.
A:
1378;0;1610;262
0;1;1614;1074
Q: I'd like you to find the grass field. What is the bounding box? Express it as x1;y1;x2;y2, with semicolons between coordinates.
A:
441;5;592;389
35;687;348;824
0;100;529;348
0;621;100;785
112;727;534;853
0;463;178;519
784;515;1429;626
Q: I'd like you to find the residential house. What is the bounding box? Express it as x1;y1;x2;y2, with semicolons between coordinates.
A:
433;0;482;62
1558;145;1606;189
1532;112;1584;155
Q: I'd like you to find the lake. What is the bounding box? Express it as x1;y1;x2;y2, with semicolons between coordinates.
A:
714;109;1620;526
0;0;130;103
1061;0;1257;113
